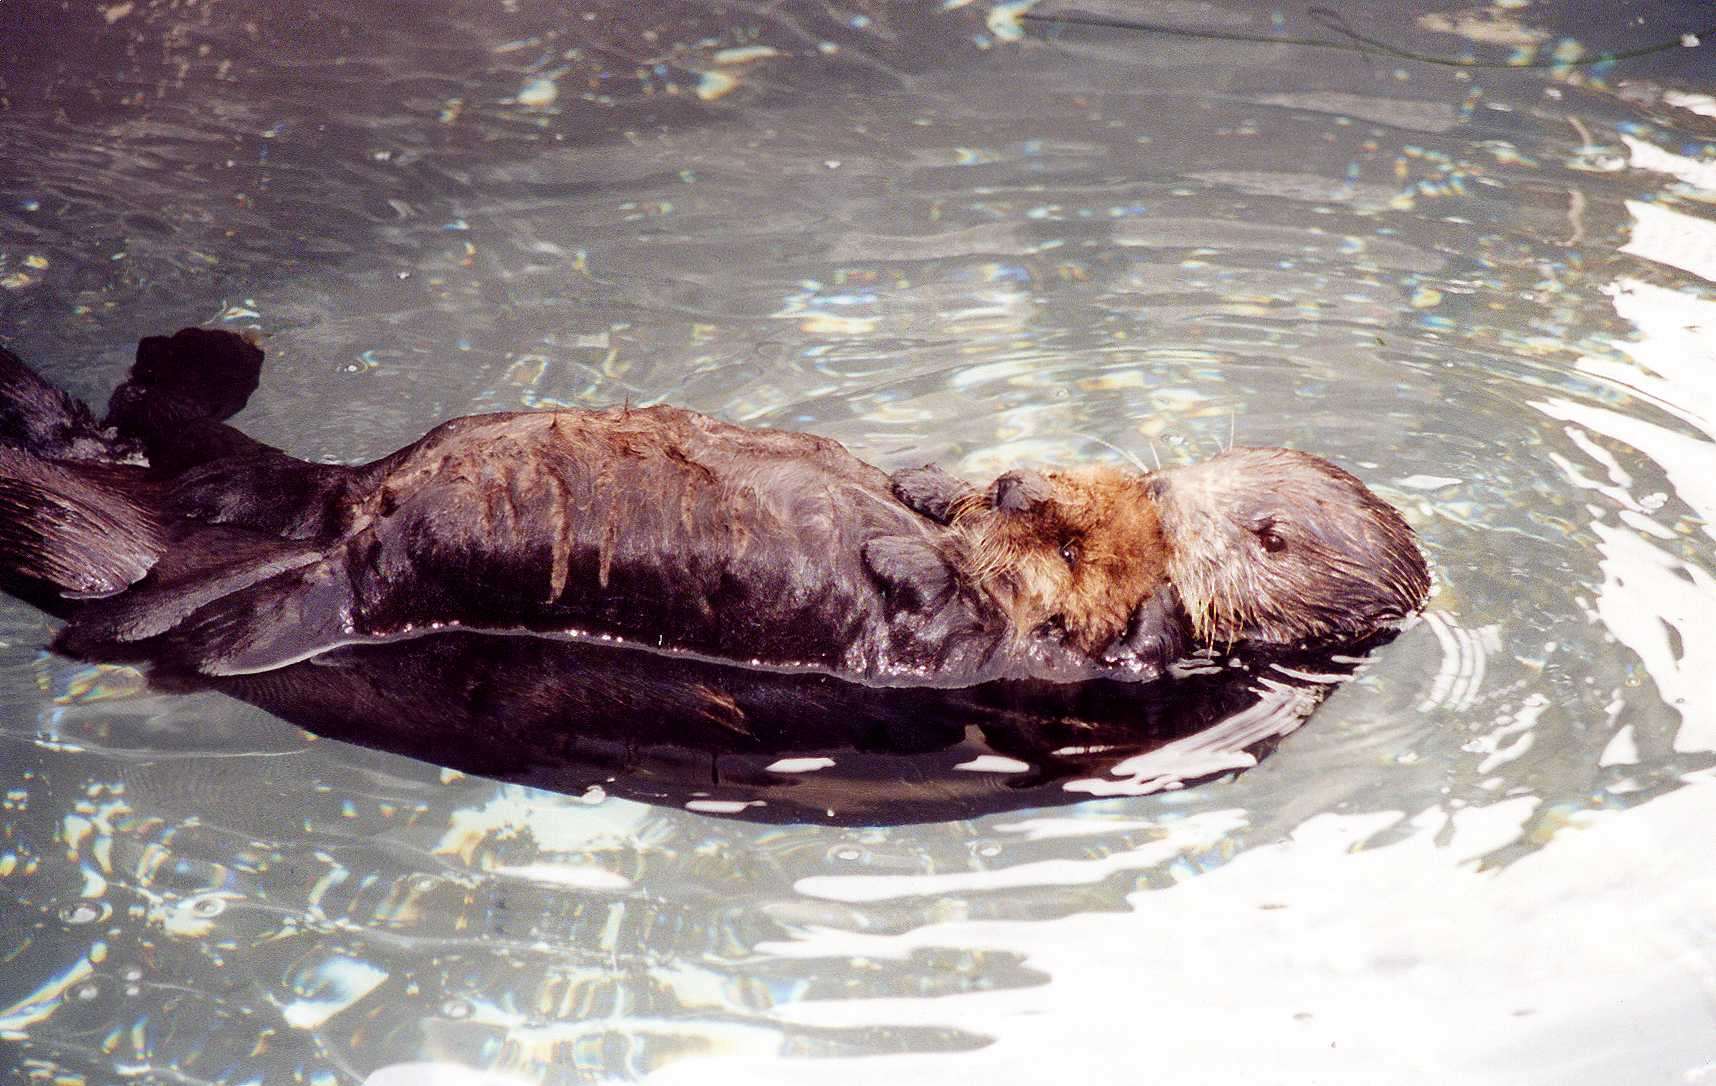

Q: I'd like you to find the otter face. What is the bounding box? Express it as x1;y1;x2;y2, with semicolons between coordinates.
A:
1151;447;1430;648
951;465;1169;653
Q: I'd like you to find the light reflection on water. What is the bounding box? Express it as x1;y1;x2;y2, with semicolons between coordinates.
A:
3;0;1716;1082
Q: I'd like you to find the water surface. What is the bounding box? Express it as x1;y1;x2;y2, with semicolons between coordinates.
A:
3;1;1716;1082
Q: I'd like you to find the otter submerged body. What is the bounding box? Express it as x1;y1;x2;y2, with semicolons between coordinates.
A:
1;327;1430;813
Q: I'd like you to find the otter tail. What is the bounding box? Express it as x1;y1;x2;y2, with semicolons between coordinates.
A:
0;343;122;459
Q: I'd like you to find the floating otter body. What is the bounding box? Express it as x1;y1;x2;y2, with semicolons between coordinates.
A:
0;328;1429;692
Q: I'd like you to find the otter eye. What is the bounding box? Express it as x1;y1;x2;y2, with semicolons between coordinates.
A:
1252;521;1287;554
1059;540;1081;568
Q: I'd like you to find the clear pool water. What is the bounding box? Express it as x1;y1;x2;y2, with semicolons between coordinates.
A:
3;1;1715;1082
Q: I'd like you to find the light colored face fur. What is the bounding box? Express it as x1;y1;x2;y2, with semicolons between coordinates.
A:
1151;447;1430;648
950;465;1168;652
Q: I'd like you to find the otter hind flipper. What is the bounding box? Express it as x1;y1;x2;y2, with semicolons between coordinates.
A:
166;560;359;676
0;448;162;599
59;530;326;641
890;464;974;525
103;328;271;473
105;327;263;430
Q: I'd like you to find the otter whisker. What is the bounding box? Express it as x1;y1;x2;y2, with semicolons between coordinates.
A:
1072;431;1152;477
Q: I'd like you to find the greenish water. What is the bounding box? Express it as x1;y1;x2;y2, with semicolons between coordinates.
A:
3;1;1715;1082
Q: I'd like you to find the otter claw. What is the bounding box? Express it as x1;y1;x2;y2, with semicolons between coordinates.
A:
1101;587;1189;674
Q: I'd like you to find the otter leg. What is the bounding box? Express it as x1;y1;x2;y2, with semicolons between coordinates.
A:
889;464;975;524
166;452;356;540
91;328;358;539
106;328;262;429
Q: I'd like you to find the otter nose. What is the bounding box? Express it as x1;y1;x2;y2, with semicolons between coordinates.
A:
1144;474;1170;501
993;470;1052;513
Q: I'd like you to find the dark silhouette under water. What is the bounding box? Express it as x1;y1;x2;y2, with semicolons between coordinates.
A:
192;627;1386;824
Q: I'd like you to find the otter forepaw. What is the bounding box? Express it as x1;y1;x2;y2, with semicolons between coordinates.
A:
861;535;955;612
890;464;974;525
1100;587;1189;676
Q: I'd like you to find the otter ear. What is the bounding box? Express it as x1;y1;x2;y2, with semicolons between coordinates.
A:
1099;586;1189;677
890;464;974;525
861;535;954;612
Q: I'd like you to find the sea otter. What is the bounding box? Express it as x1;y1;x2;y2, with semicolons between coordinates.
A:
0;328;1429;686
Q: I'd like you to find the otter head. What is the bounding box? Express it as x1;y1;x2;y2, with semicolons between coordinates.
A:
951;465;1169;653
1150;447;1430;648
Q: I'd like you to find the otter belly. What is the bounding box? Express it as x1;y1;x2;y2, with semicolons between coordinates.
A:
56;404;1031;682
331;407;1004;676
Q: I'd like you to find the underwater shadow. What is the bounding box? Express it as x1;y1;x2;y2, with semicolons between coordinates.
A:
175;628;1396;825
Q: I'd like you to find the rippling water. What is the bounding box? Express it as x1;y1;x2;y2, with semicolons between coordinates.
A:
4;1;1716;1082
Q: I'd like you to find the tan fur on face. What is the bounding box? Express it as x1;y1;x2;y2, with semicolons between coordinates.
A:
950;465;1168;652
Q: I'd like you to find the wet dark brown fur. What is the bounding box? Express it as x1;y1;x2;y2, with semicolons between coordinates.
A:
0;329;1430;688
